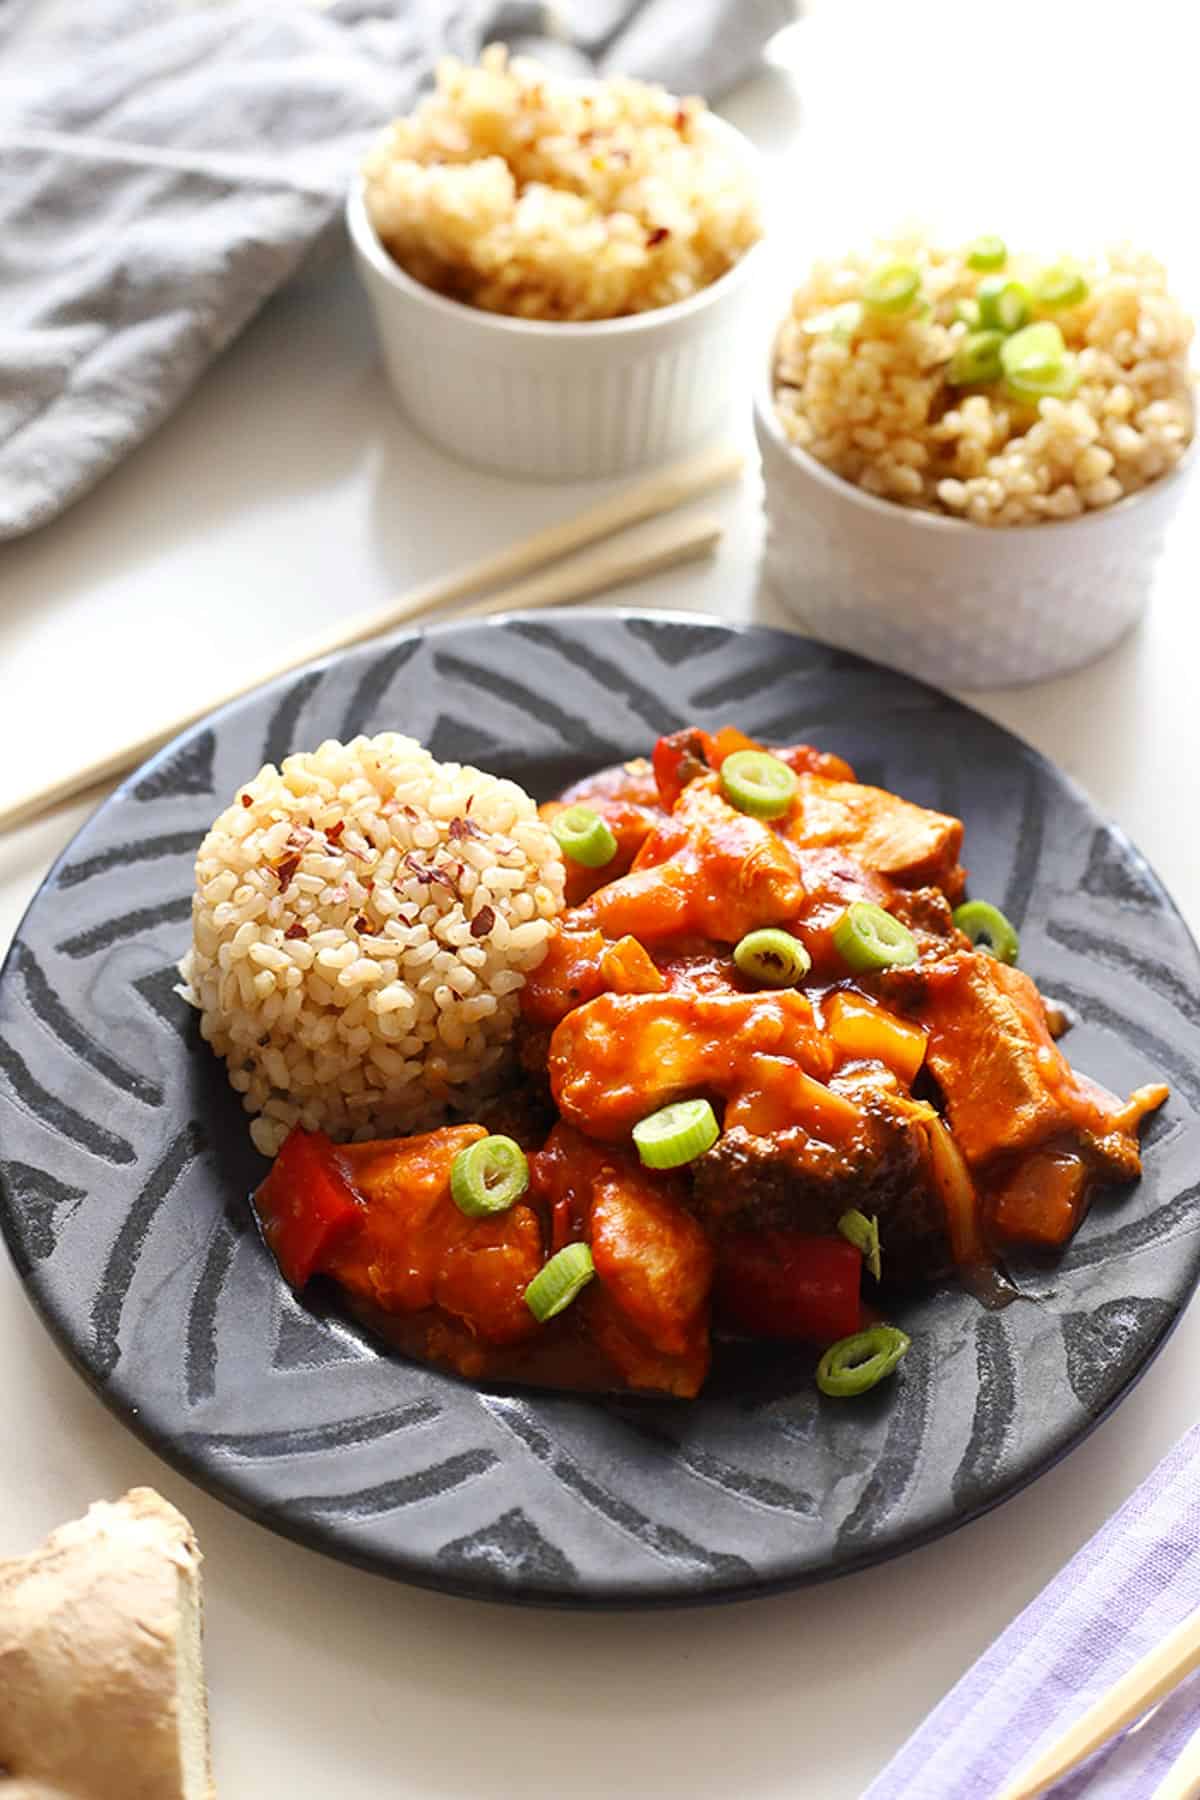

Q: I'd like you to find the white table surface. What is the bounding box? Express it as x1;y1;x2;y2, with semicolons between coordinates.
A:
2;4;1198;1795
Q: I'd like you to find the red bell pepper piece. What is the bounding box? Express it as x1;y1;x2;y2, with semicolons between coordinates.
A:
651;729;715;811
253;1128;364;1289
714;1232;862;1344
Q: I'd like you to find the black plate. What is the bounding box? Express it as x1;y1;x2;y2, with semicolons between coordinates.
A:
3;611;1200;1608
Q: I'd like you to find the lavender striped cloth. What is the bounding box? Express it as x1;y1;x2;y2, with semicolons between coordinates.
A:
865;1425;1200;1799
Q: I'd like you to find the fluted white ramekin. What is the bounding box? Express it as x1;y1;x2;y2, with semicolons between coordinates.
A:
754;347;1197;691
347;117;764;482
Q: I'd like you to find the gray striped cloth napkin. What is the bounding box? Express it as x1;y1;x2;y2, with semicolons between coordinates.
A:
0;0;793;541
864;1423;1200;1798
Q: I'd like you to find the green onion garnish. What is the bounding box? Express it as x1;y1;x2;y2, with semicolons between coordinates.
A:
733;927;811;988
817;1325;911;1398
1033;263;1089;310
862;261;922;316
1005;357;1080;403
450;1135;530;1218
1000;321;1079;402
633;1098;720;1170
966;235;1007;272
976;275;1032;334
525;1243;595;1323
947;328;1006;387
803;300;863;345
952;899;1020;965
719;750;797;821
831;901;919;972
551;804;618;869
838;1209;882;1282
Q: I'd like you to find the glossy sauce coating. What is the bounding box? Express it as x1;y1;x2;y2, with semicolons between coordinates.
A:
255;728;1168;1396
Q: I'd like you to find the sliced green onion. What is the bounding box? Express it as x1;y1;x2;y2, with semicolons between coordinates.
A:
862;261;922;316
803;300;863;345
1034;262;1089;310
817;1325;911;1398
953;899;1020;965
551;804;617;869
947;328;1005;387
719;750;797;820
838;1209;882;1282
633;1098;719;1169
1005;355;1080;402
966;235;1007;272
953;298;982;328
525;1243;595;1322
1001;320;1066;381
733;928;812;988
1000;321;1079;402
831;901;919;972
977;275;1031;334
450;1135;529;1218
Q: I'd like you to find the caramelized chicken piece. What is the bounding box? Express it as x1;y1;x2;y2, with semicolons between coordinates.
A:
530;1125;713;1396
783;775;966;899
549;989;833;1139
917;952;1167;1177
582;778;804;946
329;1126;543;1347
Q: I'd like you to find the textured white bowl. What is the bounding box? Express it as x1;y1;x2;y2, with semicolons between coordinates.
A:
754;350;1196;691
347;117;764;482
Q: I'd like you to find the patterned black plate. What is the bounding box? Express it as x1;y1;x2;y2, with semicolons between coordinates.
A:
3;611;1199;1608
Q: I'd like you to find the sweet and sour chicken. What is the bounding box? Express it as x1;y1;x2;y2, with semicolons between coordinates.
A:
254;726;1167;1399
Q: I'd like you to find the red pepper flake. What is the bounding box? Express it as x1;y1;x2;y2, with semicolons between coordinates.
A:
326;820;345;843
240;793;253;808
470;905;496;939
448;815;483;843
465;794;475;813
674;106;689;132
354;916;369;933
402;804;420;822
274;854;301;890
287;826;313;851
646;226;670;247
362;878;374;891
403;853;459;896
284;922;308;941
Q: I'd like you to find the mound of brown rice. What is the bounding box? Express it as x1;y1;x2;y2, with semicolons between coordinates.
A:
772;237;1195;525
361;45;760;322
178;735;565;1157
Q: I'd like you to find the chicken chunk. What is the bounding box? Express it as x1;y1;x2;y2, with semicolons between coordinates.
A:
582;778;805;946
329;1127;543;1346
548;989;833;1139
783;775;966;898
917;951;1166;1173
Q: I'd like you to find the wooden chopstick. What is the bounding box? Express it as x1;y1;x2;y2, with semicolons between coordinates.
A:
997;1602;1200;1800
1151;1716;1200;1800
0;445;739;834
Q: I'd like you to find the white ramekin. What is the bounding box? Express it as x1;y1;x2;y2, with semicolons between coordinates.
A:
753;347;1197;691
347;117;764;482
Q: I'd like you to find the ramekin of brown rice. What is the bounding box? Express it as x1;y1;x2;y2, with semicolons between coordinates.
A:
347;47;763;480
754;236;1196;690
